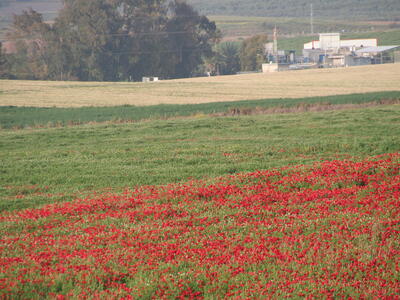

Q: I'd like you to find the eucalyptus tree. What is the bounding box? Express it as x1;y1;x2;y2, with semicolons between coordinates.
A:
4;9;54;79
0;42;8;78
163;0;220;78
3;0;220;81
239;34;268;72
54;0;125;81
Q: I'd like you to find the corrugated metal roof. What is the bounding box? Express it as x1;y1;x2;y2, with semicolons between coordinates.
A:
356;45;399;54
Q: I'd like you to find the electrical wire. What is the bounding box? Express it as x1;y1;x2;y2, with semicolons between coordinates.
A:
0;30;208;42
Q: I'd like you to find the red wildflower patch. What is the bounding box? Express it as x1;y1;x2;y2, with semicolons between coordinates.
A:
1;154;399;298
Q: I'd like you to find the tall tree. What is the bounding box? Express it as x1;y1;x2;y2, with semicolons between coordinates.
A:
164;1;220;78
55;0;123;81
0;42;9;78
5;9;53;79
5;0;220;81
239;34;268;72
215;41;240;75
115;0;170;81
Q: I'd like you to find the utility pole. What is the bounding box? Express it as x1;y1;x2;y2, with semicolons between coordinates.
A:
273;26;278;63
310;3;314;35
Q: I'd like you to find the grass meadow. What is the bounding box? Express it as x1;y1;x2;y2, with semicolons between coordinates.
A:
1;64;399;107
1;103;399;211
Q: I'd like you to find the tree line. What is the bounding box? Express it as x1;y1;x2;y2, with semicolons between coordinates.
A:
0;0;269;81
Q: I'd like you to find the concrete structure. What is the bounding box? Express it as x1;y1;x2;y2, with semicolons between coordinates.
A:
265;42;274;55
262;31;397;72
355;45;400;64
319;33;340;51
340;39;377;49
325;55;371;67
262;63;279;73
303;49;328;64
302;32;398;68
304;33;377;51
395;51;400;63
142;77;159;82
262;27;296;73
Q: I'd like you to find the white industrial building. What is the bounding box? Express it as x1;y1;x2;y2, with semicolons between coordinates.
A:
262;31;399;73
304;33;377;51
355;46;400;64
303;33;399;67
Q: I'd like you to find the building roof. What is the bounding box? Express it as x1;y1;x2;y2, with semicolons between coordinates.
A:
355;45;400;54
319;33;340;36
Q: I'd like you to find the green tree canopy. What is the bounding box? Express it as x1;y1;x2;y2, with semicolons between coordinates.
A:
2;0;220;81
239;34;268;72
0;42;8;78
4;9;53;79
206;41;240;75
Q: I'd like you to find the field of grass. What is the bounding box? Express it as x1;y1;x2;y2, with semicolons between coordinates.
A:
1;103;399;211
210;15;400;40
1;91;399;129
1;64;400;107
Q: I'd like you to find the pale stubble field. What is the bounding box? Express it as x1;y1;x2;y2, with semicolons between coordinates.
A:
1;64;399;107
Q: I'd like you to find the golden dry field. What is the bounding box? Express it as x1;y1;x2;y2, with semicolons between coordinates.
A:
0;64;399;107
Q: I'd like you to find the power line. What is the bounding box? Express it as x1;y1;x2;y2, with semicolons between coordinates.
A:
1;45;213;80
0;30;203;43
0;13;203;22
111;46;211;55
0;45;212;62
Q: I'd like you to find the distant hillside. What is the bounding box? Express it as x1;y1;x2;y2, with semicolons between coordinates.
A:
1;0;399;21
187;0;400;21
1;0;400;41
211;16;400;40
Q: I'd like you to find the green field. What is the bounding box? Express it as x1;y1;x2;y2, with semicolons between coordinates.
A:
1;100;399;211
1;91;399;129
210;15;400;40
211;16;364;39
278;30;400;53
191;0;400;20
